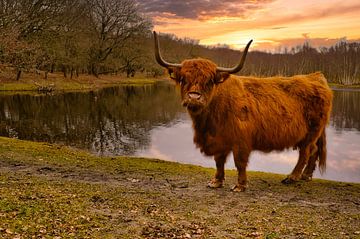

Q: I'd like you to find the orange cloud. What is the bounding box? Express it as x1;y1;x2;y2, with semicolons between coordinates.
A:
139;0;360;50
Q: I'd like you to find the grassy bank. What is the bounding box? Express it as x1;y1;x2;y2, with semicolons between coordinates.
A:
329;82;360;90
0;137;359;238
0;71;158;92
1;70;360;94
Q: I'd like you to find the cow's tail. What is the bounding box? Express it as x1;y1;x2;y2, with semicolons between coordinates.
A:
317;130;327;174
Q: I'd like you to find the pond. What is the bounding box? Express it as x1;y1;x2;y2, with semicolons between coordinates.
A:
1;82;359;183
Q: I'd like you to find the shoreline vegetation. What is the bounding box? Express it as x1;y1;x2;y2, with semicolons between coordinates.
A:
0;72;159;93
1;72;360;93
0;137;359;238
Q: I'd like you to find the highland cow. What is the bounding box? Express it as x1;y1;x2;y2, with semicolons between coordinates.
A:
154;31;333;191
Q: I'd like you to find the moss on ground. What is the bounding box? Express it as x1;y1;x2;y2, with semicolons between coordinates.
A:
0;137;359;238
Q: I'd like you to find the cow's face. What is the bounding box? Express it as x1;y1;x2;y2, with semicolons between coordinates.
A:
168;59;229;115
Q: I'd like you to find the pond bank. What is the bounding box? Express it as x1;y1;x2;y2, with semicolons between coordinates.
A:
0;73;159;93
1;72;360;94
329;83;360;90
0;137;359;238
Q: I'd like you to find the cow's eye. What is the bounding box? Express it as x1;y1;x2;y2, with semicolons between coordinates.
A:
206;80;214;89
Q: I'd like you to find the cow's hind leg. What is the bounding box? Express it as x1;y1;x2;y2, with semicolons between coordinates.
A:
301;155;317;181
208;152;229;188
282;145;312;184
301;129;327;181
231;146;250;192
301;146;318;181
282;124;325;184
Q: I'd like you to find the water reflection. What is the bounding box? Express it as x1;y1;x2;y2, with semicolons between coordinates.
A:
331;90;360;131
0;85;359;183
0;83;183;155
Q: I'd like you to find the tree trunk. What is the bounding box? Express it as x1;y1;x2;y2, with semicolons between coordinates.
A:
16;69;22;81
91;64;99;78
62;65;67;78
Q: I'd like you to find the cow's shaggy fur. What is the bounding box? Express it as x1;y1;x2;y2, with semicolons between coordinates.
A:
167;58;333;191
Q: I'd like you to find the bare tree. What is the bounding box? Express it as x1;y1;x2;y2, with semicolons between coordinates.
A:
86;0;152;76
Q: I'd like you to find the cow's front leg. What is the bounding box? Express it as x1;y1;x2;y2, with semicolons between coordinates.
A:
231;146;250;192
207;152;229;188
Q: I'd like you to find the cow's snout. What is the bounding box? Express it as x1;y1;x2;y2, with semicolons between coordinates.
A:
188;91;201;100
182;91;205;114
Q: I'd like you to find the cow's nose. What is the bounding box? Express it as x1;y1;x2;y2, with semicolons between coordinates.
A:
188;92;201;100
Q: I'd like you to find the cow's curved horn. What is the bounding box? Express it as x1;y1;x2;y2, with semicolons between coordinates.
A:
216;39;253;73
154;31;182;68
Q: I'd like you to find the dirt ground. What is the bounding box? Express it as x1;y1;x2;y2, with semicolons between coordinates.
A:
0;137;359;238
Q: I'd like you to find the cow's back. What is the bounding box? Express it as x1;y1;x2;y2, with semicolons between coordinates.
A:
210;73;332;152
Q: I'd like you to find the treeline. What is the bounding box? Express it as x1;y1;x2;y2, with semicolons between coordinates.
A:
242;42;360;85
0;0;359;84
155;36;360;85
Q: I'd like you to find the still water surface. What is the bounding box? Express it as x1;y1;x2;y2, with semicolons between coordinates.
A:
1;82;359;183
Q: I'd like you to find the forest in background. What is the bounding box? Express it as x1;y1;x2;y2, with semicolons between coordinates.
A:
0;0;359;84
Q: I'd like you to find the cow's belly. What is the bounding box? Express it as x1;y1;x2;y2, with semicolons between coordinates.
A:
195;134;231;156
252;120;308;152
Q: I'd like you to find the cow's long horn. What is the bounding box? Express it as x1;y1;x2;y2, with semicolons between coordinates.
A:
154;31;182;68
216;40;253;73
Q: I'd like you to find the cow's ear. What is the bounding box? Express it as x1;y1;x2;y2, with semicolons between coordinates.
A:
214;72;230;84
167;67;181;83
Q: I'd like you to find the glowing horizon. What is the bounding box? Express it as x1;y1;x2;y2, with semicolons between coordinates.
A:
137;0;360;51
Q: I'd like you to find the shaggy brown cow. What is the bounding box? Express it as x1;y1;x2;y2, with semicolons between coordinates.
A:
153;31;333;191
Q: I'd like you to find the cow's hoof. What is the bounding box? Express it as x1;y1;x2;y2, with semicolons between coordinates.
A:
281;177;297;184
207;179;223;188
230;184;247;192
301;174;313;181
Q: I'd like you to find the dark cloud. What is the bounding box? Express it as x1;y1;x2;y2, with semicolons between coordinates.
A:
136;0;274;21
269;26;287;30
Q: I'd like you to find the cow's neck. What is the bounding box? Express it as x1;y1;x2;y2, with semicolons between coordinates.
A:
189;104;217;136
191;111;208;133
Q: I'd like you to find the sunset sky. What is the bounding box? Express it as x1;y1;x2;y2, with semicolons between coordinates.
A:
137;0;360;51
